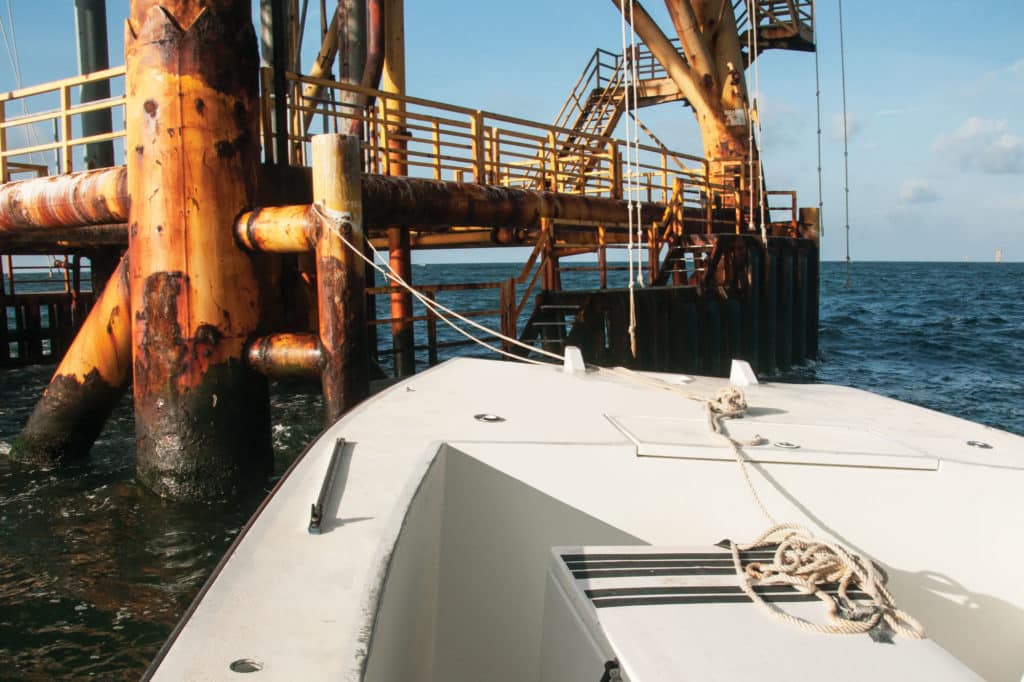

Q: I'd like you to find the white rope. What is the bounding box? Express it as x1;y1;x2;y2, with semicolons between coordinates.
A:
745;0;756;236
745;0;767;245
622;2;638;288
704;387;925;639
601;367;925;640
838;0;852;288
619;0;644;357
312;203;563;367
812;1;824;237
618;0;636;357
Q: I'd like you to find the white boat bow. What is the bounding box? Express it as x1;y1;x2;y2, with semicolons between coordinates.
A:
147;356;1024;681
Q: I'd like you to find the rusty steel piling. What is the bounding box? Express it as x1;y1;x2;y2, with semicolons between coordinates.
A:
126;0;271;499
312;134;369;422
11;254;131;463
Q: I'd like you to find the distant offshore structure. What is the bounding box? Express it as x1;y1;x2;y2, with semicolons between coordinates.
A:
995;248;1003;263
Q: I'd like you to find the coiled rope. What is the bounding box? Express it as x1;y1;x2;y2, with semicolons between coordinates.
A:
705;386;925;638
608;369;925;639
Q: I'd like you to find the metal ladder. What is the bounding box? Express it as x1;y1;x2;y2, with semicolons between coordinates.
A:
517;291;589;357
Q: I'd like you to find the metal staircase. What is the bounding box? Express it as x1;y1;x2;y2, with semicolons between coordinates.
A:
733;0;816;60
546;43;688;192
545;0;815;191
517;291;589;356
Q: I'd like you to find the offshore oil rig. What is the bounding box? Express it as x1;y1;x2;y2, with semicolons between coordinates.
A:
0;0;819;499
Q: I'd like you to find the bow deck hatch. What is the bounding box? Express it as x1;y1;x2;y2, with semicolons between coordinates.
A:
539;545;978;681
607;416;938;470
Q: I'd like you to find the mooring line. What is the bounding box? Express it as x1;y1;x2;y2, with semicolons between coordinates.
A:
838;0;852;288
312;203;564;367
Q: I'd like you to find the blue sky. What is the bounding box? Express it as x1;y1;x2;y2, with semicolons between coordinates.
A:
1;1;1021;262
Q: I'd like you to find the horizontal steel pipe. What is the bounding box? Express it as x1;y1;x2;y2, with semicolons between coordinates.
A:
236;205;316;253
245;333;322;380
1;167;665;245
237;176;666;253
0;166;128;232
0;223;128;253
368;226;528;249
359;174;665;229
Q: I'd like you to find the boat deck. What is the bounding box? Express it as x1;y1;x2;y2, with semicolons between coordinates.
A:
148;357;1024;681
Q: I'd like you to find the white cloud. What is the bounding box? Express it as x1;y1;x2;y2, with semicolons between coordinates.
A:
831;112;861;140
874;107;918;118
898;179;939;205
933;117;1024;174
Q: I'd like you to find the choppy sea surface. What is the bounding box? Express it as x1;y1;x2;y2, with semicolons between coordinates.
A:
0;260;1021;678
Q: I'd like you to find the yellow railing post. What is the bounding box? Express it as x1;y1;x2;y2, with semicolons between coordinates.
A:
471;111;485;183
431;119;441;180
290;80;304;165
259;67;275;164
609;140;622;199
546;130;559;192
489;125;500;185
378;98;391;175
60;84;72;173
661;150;668;203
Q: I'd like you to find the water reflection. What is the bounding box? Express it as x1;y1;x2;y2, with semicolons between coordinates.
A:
0;367;322;678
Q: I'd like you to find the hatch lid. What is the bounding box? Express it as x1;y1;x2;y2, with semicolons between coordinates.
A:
546;544;979;681
607;415;937;470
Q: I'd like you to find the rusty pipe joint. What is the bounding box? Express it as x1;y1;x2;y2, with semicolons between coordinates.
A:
491;226;529;245
235;205;317;253
245;333;322;381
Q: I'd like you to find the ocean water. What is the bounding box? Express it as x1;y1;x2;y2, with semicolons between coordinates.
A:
0;260;1021;678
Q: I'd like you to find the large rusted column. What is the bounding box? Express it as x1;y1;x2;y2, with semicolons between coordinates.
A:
312;134;369;422
615;1;751;169
126;1;271;499
11;255;131;464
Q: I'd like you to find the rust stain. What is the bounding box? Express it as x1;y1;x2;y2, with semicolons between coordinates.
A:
134;272;187;397
215;140;235;159
106;305;120;336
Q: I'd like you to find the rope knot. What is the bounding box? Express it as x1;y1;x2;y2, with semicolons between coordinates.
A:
707;386;748;417
730;524;925;639
312;202;353;235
